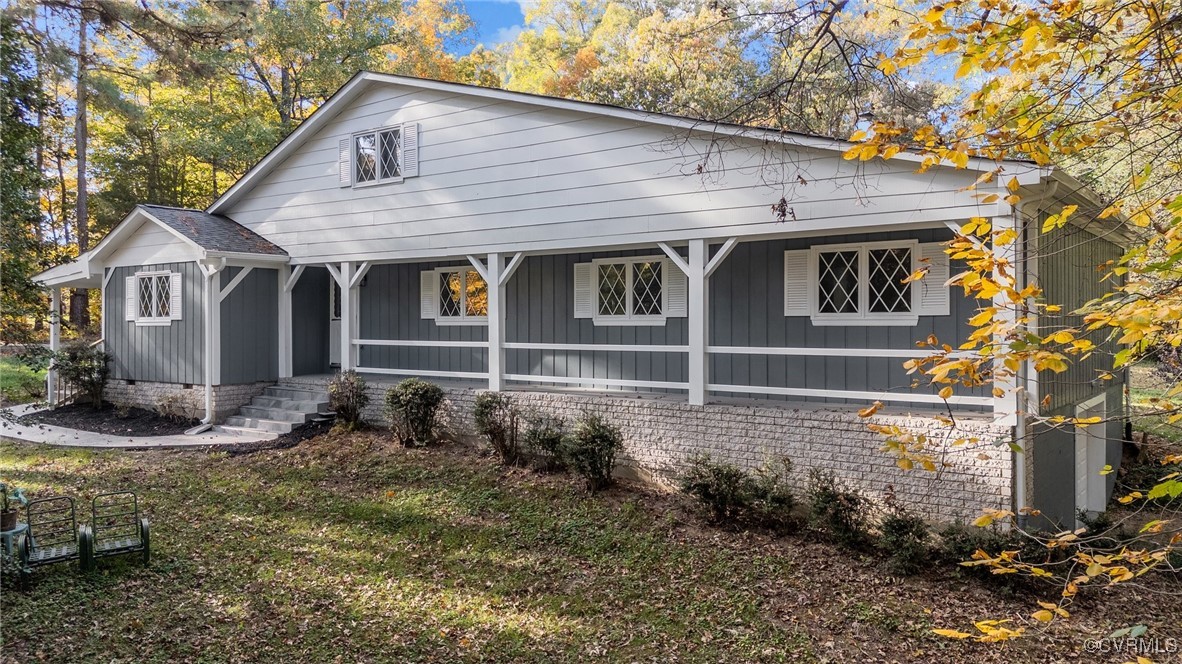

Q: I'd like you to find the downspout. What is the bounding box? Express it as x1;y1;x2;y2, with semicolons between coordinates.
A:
1013;179;1059;529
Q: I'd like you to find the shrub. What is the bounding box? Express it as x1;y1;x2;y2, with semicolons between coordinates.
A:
562;413;622;493
806;469;870;548
156;391;201;422
474;392;521;465
935;521;1011;568
679;455;799;531
521;412;566;471
53;342;111;408
679;455;751;523
879;509;931;575
385;378;445;447
327;370;370;431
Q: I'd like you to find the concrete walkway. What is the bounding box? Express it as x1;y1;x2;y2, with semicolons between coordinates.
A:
0;404;277;449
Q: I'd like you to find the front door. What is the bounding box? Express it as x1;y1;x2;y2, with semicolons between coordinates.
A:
329;277;342;367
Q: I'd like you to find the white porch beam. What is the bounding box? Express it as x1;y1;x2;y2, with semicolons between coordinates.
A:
46;288;61;405
325;262;344;288
705;238;739;278
687;239;708;405
338;261;354;371
198;259;225;422
279;266;292;379
217;266;254;303
350;261;371;289
657;242;690;275
486;252;505;391
500;252;526;287
283;265;305;292
465;254;490;282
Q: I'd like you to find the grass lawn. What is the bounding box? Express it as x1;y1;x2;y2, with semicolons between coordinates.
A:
1;431;1178;662
0;356;45;406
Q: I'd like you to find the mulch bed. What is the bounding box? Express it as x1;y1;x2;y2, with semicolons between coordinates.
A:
20;402;197;436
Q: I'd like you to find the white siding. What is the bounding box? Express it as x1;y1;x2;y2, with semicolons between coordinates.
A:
226;83;992;263
105;220;200;267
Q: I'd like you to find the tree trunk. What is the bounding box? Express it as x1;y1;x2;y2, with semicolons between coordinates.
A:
71;2;90;331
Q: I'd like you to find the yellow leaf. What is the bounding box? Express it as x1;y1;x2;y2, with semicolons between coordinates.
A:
973;514;994;527
939;386;954;399
1007;178;1021;193
932;628;973;639
1031;610;1054;622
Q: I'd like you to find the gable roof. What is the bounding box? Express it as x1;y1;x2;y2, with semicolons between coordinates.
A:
137;205;286;255
207;71;1046;214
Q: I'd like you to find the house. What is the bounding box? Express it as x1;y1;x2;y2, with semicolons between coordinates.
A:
35;71;1129;528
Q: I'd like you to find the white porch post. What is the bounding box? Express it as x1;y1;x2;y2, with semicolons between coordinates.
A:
486;253;504;391
339;261;353;371
687;239;708;406
279;265;304;379
46;288;61;405
993;211;1020;426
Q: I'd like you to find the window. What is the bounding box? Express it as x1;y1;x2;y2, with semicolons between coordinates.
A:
811;241;916;324
595;258;663;322
354;126;401;184
437;269;487;323
126;271;181;326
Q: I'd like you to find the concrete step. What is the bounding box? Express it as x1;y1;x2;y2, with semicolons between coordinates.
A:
250;396;328;413
223;416;295;434
211;425;279;440
264;386;327;402
239;405;313;424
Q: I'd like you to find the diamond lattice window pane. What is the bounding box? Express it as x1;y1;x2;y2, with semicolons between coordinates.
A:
632;261;662;315
439;272;462;317
868;248;911;313
597;263;627;316
355;133;377;182
156;275;171;317
818;250;860;314
138;277;153;318
379;129;401;179
465;270;488;316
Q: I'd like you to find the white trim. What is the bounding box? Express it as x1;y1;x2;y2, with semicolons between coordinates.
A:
1074;393;1108;526
707;346;933;358
132;270;178;326
355;338;486;348
808;239;919;326
500;252;526;286
339;262;353;370
198;259;224;420
465;255;489;282
687;239;708;405
350;125;405;187
350;262;371;288
705;238;739;278
590;255;669;326
657;242;690;275
279;265;292;378
432;266;489;325
325;262;345;288
283;265;306;292
505;374;687;390
708;383;994;407
504;342;688;353
47;288;60;405
487;251;505;391
217;266;254;303
355;366;488;380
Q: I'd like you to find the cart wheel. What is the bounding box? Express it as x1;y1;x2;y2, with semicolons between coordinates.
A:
139;519;150;566
78;525;93;572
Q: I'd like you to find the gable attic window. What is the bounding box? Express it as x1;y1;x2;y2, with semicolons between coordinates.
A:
341;123;419;187
782;239;951;326
125;271;182;326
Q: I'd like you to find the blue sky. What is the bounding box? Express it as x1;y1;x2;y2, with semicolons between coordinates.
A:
465;0;527;51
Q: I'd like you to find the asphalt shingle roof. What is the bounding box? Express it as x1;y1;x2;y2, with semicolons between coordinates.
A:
139;204;287;256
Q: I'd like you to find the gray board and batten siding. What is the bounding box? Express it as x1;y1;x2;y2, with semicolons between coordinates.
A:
105;262;204;385
291;266;332;376
344;230;983;405
219;266;280;384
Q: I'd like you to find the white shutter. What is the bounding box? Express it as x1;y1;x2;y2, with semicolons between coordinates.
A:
169;272;183;320
420;270;436;319
401;122;419;178
338;137;351;187
916;242;951;316
783;250;810;316
663;258;687;317
124;276;137;321
573;263;593;319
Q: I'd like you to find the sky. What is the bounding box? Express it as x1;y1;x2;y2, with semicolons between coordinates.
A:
465;0;527;51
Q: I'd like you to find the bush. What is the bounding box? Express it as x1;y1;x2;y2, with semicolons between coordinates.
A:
385;378;445;447
679;455;799;531
156;391;201;422
806;469;870;548
879;509;931;575
562;413;622;493
521;412;566;471
474;392;521;465
53;342;111;408
935;521;1011;567
327;370;370;431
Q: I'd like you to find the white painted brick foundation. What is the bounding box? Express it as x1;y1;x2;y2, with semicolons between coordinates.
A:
285;376;1014;523
106;379;273;422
